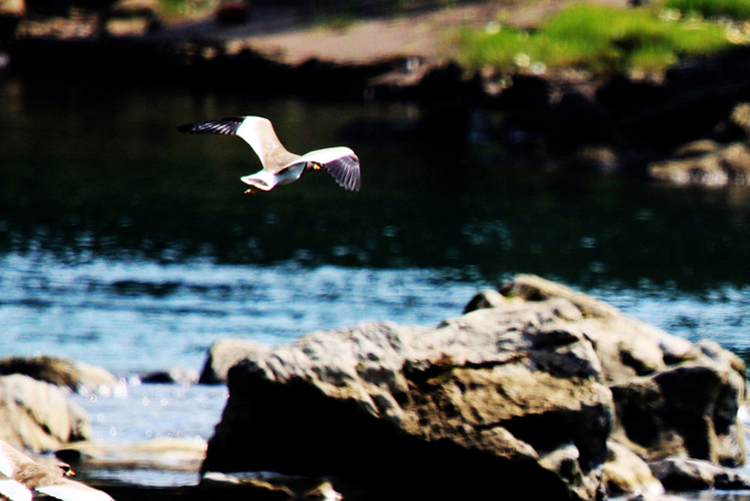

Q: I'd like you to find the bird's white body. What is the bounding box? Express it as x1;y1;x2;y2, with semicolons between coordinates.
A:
0;440;114;501
178;116;361;193
240;161;306;191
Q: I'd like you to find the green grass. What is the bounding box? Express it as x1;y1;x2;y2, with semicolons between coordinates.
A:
157;0;220;20
666;0;750;20
457;4;737;75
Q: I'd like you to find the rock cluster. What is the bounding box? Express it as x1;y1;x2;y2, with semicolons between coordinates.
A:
0;355;119;451
201;274;747;501
0;374;91;451
0;275;746;500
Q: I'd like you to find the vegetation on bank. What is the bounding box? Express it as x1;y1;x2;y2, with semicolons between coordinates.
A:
157;0;457;20
666;0;750;20
457;3;749;76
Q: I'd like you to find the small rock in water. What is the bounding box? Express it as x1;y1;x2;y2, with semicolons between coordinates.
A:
140;366;199;385
0;355;119;394
60;438;208;472
648;142;750;186
649;457;750;491
199;338;271;384
602;440;664;497
200;471;344;500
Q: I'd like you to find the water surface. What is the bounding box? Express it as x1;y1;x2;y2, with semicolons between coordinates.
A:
2;73;750;490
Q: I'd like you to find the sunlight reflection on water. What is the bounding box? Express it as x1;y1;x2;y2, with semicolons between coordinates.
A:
0;251;483;374
3;250;750;377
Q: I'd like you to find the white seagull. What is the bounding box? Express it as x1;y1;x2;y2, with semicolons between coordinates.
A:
178;116;361;194
0;440;114;501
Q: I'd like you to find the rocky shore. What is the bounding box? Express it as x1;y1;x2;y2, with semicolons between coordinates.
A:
1;274;749;500
4;0;750;185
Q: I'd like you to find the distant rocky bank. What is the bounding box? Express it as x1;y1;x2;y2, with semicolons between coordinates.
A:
0;274;749;500
4;1;750;186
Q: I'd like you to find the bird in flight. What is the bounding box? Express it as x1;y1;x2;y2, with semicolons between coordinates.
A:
0;440;114;501
178;116;361;194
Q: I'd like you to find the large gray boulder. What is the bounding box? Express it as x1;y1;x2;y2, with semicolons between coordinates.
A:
0;374;91;452
201;274;746;500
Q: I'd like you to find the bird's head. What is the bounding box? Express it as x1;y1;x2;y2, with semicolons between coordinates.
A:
57;462;76;477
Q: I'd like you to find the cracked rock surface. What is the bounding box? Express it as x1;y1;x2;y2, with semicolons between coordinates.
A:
202;274;746;501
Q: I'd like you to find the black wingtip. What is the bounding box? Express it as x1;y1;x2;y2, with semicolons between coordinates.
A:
176;117;245;135
324;155;361;192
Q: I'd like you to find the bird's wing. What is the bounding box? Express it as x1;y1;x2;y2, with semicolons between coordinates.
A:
323;154;361;192
235;117;300;172
36;479;114;501
0;479;32;501
177;116;298;172
0;441;35;478
289;147;361;191
177;116;244;136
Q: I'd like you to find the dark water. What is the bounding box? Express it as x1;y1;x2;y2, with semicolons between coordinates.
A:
2;73;750;489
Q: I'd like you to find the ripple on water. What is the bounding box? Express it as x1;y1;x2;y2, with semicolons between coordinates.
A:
0;253;482;373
